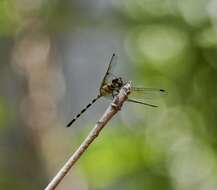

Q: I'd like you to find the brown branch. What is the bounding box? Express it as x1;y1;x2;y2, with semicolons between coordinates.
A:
44;82;132;190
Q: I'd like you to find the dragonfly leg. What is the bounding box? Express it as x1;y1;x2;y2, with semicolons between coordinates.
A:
112;91;115;98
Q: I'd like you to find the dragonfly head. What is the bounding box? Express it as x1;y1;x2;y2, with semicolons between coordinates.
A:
112;77;123;88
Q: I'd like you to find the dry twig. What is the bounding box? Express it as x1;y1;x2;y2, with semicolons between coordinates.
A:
44;82;131;190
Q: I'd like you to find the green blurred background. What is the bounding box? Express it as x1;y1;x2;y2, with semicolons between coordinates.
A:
1;0;217;189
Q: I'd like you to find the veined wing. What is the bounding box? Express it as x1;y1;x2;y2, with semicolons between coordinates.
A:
130;87;167;99
102;87;166;107
127;98;158;107
100;53;118;88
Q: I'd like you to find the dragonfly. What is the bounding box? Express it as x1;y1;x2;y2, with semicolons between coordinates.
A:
66;53;166;127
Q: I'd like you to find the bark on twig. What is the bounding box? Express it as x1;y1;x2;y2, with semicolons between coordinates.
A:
44;82;131;190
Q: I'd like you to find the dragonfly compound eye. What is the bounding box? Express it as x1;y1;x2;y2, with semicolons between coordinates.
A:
112;78;118;83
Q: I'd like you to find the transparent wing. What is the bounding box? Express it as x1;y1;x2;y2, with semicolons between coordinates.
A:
127;98;157;107
103;95;158;107
130;87;167;99
100;53;118;88
102;87;167;100
103;87;166;107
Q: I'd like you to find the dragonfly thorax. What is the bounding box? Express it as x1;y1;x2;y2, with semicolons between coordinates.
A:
100;77;124;96
100;84;114;96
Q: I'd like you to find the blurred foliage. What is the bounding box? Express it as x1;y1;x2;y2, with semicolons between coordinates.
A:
78;124;171;189
0;98;7;128
0;0;20;35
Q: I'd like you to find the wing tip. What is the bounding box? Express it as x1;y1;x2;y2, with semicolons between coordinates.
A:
160;89;168;95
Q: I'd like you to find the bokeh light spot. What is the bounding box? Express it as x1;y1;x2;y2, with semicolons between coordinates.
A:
137;25;188;64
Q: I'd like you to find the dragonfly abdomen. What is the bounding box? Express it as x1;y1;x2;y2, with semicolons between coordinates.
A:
66;94;101;127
